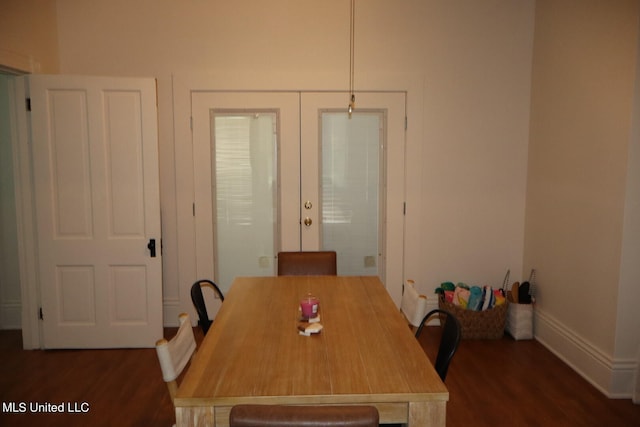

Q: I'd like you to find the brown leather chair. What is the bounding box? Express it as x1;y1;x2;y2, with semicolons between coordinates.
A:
277;251;337;276
229;404;379;427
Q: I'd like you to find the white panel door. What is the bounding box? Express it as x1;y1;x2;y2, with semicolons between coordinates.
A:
29;75;162;348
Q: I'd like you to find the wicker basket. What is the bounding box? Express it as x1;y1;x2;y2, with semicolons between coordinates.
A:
438;295;508;339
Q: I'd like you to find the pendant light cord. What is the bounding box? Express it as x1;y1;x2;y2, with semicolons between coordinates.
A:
348;0;356;116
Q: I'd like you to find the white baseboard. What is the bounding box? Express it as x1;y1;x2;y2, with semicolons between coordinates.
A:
1;301;21;329
4;300;187;334
535;308;637;399
163;299;183;327
425;297;439;312
634;348;640;403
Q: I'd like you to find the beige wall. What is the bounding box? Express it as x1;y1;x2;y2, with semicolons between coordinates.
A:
55;0;534;303
0;0;59;73
0;0;58;329
526;0;640;396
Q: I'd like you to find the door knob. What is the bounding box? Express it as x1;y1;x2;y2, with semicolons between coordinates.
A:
147;238;156;257
303;217;312;226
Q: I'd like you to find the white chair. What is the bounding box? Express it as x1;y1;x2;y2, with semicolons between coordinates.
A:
400;279;428;331
156;313;197;405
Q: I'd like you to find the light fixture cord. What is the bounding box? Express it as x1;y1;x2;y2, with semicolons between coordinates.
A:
349;0;355;116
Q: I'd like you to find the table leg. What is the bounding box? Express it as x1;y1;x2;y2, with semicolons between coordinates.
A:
175;406;215;427
408;401;446;427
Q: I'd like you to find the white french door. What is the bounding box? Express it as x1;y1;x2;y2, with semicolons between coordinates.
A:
300;93;405;294
192;92;300;292
192;91;405;304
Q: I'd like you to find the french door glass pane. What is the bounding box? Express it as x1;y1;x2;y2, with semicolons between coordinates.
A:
212;113;277;288
321;112;382;275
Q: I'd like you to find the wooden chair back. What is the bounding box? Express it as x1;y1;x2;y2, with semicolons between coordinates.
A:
229;404;379;427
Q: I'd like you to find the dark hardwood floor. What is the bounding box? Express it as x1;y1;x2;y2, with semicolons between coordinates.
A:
1;326;638;427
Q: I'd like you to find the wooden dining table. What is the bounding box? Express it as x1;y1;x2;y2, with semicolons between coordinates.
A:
174;276;449;427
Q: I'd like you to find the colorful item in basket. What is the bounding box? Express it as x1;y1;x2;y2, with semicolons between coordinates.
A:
435;282;455;297
441;282;455;291
456;282;469;290
453;286;470;308
467;286;483;311
493;289;506;306
444;290;455;303
482;286;495;310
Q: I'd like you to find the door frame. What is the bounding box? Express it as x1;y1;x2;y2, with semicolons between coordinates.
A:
7;76;40;348
174;72;423;317
9;75;163;349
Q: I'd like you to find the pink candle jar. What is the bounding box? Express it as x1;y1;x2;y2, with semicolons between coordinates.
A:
300;294;319;319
